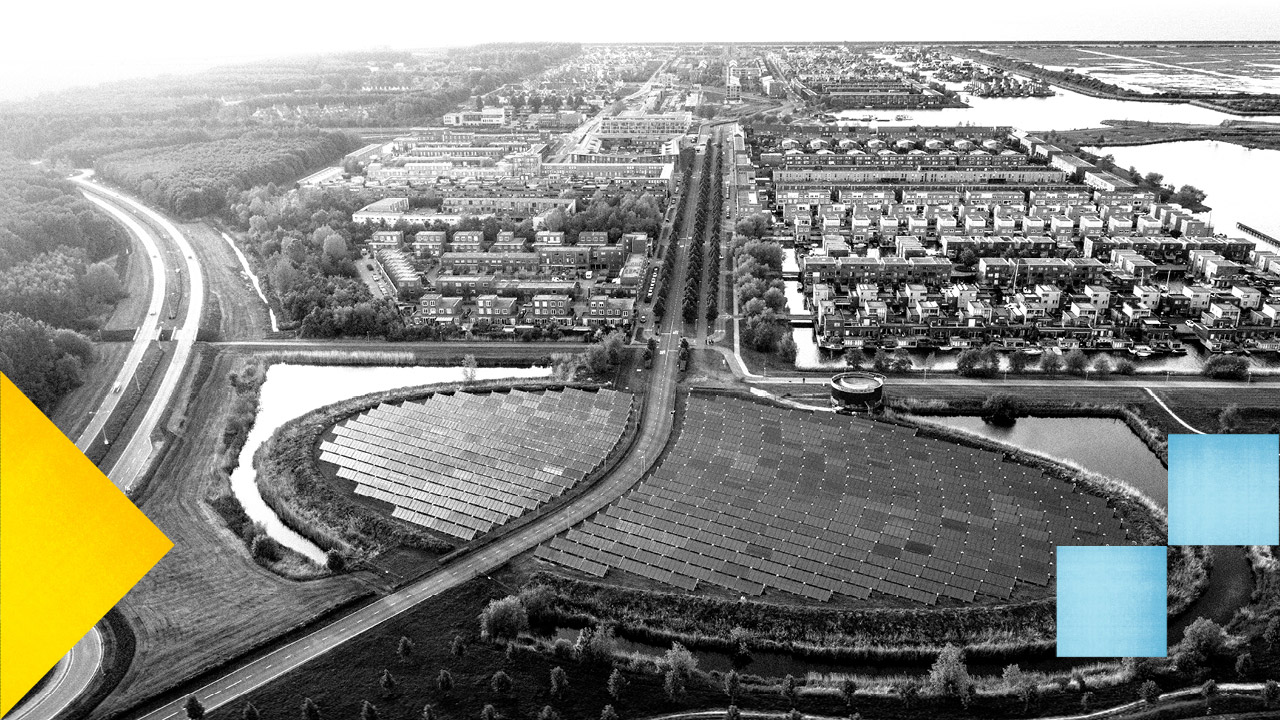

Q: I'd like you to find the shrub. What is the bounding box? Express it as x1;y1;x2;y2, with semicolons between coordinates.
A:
1263;679;1279;708
480;705;496;720
491;670;513;694
725;706;740;720
781;674;798;705
600;706;618;720
1114;358;1137;375
185;697;205;720
575;625;618;666
724;670;741;702
379;669;397;696
1202;354;1249;380
301;697;321;720
397;636;414;661
326;549;346;572
437;669;454;694
1063;349;1088;375
479;596;529;642
1039;352;1064;374
927;644;972;698
606;669;630;703
1139;679;1161;704
360;702;379;720
242;703;260;720
549;666;569;699
980;393;1028;424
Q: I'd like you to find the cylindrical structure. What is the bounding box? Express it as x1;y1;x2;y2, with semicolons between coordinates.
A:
829;371;885;408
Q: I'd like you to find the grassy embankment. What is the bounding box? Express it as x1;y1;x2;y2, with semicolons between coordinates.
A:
252;377;631;573
1055;120;1280;152
93;348;367;719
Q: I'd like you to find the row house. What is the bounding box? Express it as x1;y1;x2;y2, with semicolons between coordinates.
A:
475;295;518;325
582;295;636;327
440;252;540;275
530;294;573;325
419;293;464;321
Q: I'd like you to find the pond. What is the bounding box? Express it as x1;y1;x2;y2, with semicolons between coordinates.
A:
910;416;1168;507
229;363;552;564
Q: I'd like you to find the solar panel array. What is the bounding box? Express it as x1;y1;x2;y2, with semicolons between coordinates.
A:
536;395;1132;605
319;388;632;540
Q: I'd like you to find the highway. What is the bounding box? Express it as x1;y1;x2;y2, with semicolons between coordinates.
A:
127;173;691;720
73;177;206;491
68;186;168;455
6;178;205;720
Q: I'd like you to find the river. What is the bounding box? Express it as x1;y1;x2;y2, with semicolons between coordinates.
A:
229;363;552;564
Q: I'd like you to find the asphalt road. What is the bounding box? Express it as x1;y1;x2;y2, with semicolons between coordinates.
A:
127;179;690;720
69;182;168;454
2;630;102;720
74;178;206;491
7;176;202;720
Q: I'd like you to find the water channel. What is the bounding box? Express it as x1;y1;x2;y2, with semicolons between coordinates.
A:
229;363;552;564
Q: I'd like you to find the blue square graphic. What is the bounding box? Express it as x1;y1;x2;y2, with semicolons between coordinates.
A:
1057;545;1166;657
1168;434;1279;546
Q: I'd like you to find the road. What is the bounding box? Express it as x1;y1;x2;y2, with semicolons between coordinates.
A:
69;181;168;455
8;177;204;720
126;173;691;720
2;629;102;720
73;178;206;490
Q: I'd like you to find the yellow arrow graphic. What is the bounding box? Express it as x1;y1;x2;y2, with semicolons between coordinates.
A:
1;374;171;716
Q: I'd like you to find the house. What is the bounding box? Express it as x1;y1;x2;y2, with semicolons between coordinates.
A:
419;293;464;322
582;295;635;327
475;295;517;325
529;294;573;325
369;230;404;252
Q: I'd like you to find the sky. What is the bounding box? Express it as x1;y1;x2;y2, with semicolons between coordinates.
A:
2;0;1278;101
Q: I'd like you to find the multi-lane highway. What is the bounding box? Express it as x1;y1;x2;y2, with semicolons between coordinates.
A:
127;180;693;720
72;175;206;491
5;176;206;720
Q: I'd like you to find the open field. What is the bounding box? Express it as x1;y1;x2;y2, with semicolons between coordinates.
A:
988;44;1280;95
1055;120;1280;151
179;221;270;342
93;348;368;718
535;392;1135;610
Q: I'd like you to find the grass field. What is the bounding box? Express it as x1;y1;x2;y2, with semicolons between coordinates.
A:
94;349;368;718
180;221;270;342
49;342;129;439
988;44;1280;95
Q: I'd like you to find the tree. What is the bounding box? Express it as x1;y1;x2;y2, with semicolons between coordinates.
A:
1235;650;1254;678
1217;404;1241;433
326;549;346;572
479;596;528;642
725;706;740;720
1265;617;1280;649
550;666;569;699
777;333;798;363
302;697;321;720
380;669;397;696
242;703;260;720
889;349;912;373
607;668;629;702
537;707;559;720
1008;350;1033;374
663;670;686;703
788;710;802;720
890;679;920;708
397;636;415;661
481;705;496;720
491;670;513;694
1263;679;1279;709
1040;352;1064;374
1002;664;1036;713
1092;355;1113;376
185;697;205;720
600;706;618;720
981;393;1028;424
438;668;455;694
724;670;741;703
1139;679;1161;705
1200;679;1217;715
451;634;467;658
360;702;379;720
422;706;435;720
1063;349;1088;376
928;644;972;699
462;354;478;384
250;533;281;563
782;674;798;706
1081;692;1092;713
1114;358;1136;375
839;678;858;712
872;348;890;373
83;260;125;302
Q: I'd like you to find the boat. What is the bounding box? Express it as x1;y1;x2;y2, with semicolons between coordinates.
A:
1129;344;1154;359
895;114;912;121
1021;345;1044;357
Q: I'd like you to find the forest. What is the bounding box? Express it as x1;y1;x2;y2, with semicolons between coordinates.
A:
95;130;357;217
0;157;126;410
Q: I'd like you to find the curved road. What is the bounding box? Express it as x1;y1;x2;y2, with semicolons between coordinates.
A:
127;184;691;720
75;178;206;490
7;178;205;720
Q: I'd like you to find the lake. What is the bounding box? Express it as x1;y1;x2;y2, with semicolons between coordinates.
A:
229;363;552;564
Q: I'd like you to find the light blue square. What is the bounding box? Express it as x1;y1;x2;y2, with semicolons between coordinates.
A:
1056;546;1167;657
1168;434;1279;546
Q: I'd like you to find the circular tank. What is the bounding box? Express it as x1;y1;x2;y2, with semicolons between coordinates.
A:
830;371;885;408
